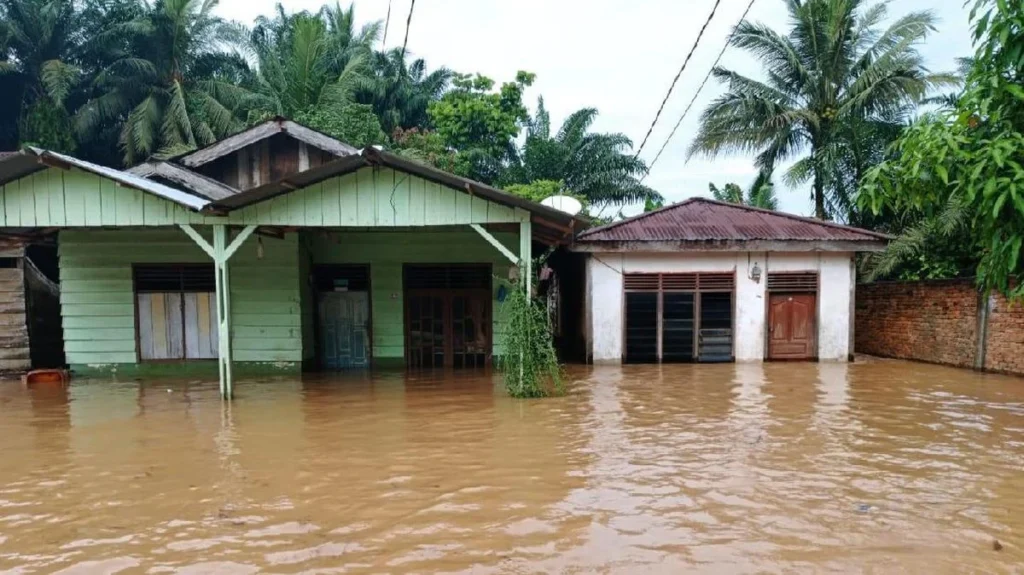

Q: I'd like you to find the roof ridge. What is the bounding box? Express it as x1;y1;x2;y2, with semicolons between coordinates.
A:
578;196;891;240
690;197;892;240
577;197;702;237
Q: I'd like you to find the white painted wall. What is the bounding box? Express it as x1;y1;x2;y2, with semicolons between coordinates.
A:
584;251;855;363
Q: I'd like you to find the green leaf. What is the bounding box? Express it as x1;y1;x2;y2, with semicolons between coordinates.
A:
936;164;949;184
993;190;1009;217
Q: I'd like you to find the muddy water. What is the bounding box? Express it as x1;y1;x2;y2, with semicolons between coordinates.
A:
1;361;1023;573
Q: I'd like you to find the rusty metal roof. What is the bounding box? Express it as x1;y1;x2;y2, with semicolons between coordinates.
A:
577;198;891;243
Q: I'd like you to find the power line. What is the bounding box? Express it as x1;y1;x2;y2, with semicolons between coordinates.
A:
400;0;416;60
644;0;758;180
633;0;727;159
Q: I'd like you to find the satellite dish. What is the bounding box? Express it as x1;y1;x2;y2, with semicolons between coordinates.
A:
540;195;583;216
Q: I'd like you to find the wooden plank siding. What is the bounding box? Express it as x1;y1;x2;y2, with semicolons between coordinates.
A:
58;229;303;367
0;267;30;372
1;167;526;228
308;229;520;363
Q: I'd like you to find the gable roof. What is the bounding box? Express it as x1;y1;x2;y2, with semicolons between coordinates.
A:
577;197;890;244
0;149;211;211
210;146;583;229
127;161;239;201
175;117;359;168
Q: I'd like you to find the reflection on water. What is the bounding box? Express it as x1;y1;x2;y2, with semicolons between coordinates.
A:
1;361;1023;573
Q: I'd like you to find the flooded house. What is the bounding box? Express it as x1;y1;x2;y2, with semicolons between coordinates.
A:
0;119;582;396
571;199;889;364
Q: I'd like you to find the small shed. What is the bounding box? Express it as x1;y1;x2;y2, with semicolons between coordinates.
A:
0;233;62;373
571;198;889;364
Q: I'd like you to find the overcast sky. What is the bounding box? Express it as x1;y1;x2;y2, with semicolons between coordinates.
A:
217;0;974;216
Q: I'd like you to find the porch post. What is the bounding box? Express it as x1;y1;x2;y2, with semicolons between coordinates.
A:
519;219;532;291
179;223;257;400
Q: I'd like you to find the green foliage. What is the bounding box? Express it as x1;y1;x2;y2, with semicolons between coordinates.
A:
390;127;456;172
354;48;451;135
248;3;378;119
427;71;534;183
860;0;1024;297
499;278;563;399
709;170;778;210
643;197;664;212
294;104;384;147
503;98;662;208
690;0;946;220
504;179;563;203
19;97;76;152
73;0;254;164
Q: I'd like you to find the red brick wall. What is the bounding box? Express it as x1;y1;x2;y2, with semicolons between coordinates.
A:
856;281;978;369
985;293;1024;374
855;280;1024;376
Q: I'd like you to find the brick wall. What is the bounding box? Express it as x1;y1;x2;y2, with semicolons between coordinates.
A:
985;292;1024;374
855;279;1024;376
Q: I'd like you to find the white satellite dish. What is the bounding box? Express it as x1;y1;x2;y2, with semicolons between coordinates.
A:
540;195;583;216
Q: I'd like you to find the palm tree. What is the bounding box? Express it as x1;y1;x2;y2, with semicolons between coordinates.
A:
505;98;662;207
0;0;82;150
709;169;778;210
248;3;380;117
689;0;945;219
75;0;254;165
354;48;451;135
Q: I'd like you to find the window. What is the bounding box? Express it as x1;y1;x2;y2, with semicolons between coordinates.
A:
134;265;217;360
623;272;735;363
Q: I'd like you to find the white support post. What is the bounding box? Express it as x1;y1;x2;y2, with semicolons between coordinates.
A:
470;224;519;264
519;219;532;292
178;223;257;400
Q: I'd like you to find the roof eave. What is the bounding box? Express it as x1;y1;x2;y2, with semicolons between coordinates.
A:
569;239;888;253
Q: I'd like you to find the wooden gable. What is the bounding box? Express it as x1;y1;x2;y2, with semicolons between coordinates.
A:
0;166;525;228
193;133;338;191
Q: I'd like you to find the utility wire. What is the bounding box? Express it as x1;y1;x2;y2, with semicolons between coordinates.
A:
382;0;392;47
400;0;416;60
643;0;759;179
633;0;727;159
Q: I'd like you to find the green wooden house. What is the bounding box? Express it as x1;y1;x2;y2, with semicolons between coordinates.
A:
0;119;582;396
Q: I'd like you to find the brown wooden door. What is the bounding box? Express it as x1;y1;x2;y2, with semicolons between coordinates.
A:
768;293;816;360
405;290;491;369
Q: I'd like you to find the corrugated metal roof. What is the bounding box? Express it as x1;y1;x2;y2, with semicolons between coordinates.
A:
24;149;211;211
176;118;359;168
577;198;890;243
127;161;239;201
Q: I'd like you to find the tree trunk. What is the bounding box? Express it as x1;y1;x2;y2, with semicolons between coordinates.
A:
813;172;826;220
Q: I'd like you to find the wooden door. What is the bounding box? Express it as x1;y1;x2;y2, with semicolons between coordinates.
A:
768;293;816;360
405;291;490;369
318;291;370;369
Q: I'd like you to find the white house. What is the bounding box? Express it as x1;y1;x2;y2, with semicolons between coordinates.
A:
570;198;889;364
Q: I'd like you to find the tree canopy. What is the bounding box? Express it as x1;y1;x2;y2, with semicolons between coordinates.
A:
1;0;658;208
690;0;946;220
860;0;1024;297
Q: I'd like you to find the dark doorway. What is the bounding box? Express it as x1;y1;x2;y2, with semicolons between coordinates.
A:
404;265;491;369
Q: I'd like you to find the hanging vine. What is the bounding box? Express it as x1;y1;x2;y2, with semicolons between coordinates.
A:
499;263;564;398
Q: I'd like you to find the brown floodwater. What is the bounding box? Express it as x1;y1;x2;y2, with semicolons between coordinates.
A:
1;360;1023;574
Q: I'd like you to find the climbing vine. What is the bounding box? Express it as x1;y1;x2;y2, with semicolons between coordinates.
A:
499;272;564;398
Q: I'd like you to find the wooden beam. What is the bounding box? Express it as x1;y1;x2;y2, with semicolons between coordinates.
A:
520;220;532;291
178;224;216;259
224;225;257;260
470;224;519;264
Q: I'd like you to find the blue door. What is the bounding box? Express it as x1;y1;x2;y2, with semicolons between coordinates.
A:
318;291;370;369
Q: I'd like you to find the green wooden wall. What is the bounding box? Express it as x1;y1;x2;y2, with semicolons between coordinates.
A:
2;167;526;227
59;229;303;370
309;228;519;364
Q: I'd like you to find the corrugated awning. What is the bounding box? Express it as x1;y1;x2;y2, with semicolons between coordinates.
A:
0;149;212;211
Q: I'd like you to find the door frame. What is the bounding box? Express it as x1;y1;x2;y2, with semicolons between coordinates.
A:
402;263;493;369
311;264;373;370
763;271;820;361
